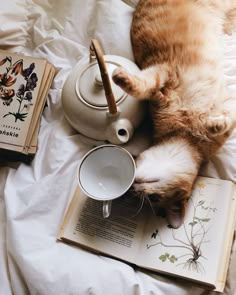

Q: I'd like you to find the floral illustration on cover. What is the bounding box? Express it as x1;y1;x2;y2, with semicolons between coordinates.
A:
0;56;38;122
147;182;217;273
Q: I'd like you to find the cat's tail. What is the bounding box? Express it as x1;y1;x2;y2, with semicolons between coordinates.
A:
112;64;169;100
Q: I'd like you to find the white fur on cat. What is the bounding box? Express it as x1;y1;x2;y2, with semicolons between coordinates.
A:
134;138;199;195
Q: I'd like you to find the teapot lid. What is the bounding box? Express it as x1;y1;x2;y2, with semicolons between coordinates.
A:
77;62;126;107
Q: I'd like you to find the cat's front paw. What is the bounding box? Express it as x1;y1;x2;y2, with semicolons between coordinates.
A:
224;21;234;35
207;115;232;135
112;67;131;89
224;10;236;35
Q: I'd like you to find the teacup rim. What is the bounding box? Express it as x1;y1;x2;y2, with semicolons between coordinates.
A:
78;144;136;201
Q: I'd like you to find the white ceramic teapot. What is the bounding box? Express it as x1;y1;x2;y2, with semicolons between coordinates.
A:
61;39;146;145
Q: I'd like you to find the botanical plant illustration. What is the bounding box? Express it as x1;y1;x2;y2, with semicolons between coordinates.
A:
0;56;38;122
146;182;217;273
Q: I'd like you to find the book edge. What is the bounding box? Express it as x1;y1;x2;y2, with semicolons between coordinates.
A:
214;184;236;292
57;186;81;240
58;235;216;291
24;64;56;153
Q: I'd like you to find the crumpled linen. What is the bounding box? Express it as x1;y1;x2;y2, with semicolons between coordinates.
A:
0;1;236;295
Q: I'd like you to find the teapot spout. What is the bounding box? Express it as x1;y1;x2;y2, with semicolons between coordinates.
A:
106;119;134;144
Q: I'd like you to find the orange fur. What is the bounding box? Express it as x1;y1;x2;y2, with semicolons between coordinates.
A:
112;0;236;227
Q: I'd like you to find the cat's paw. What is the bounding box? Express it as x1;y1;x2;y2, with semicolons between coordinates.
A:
112;67;131;89
207;115;232;135
224;9;236;35
224;22;235;35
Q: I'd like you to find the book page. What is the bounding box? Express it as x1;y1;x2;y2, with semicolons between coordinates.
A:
137;177;236;289
0;50;47;152
59;188;148;263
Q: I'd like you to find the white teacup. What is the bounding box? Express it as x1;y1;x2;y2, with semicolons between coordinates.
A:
78;144;136;218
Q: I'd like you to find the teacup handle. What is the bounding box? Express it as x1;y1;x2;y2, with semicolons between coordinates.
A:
103;200;112;218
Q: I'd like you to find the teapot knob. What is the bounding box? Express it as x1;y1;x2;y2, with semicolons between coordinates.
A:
95;73;103;87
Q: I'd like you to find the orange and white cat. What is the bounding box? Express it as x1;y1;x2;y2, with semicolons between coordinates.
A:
113;0;236;228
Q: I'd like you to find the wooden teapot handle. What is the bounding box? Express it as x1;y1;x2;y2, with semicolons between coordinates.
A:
91;39;117;115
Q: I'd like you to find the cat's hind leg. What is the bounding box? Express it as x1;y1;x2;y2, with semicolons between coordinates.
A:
112;64;169;100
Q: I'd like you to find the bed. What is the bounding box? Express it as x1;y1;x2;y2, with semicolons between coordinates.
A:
0;0;236;294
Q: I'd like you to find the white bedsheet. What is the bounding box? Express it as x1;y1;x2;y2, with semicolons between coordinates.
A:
0;1;236;294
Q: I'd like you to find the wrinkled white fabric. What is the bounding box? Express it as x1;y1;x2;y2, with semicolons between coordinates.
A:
0;1;236;294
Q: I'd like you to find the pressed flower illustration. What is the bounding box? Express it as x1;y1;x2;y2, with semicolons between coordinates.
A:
147;191;217;274
0;56;38;122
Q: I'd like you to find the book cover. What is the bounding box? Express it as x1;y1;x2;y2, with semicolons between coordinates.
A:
0;50;55;156
58;176;236;292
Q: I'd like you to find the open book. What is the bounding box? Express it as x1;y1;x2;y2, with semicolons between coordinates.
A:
58;176;236;292
0;50;55;161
